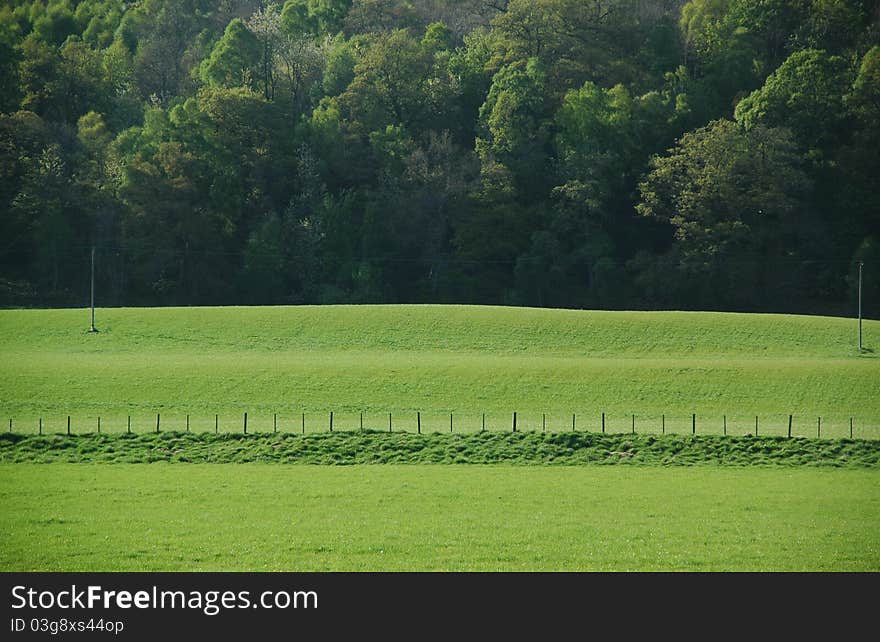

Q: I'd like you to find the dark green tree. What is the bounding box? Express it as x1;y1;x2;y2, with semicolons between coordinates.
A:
637;119;813;308
200;18;262;90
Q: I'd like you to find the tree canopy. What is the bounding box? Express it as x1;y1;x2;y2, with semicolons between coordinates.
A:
0;0;877;313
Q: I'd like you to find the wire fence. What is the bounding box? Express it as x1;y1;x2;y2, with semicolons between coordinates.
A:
4;410;877;440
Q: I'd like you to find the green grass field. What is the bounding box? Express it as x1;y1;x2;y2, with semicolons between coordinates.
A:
2;305;879;571
1;464;877;571
1;305;877;437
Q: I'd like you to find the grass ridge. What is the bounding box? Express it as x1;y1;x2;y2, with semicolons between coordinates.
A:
2;431;878;467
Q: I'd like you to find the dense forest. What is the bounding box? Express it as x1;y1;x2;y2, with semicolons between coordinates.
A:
0;0;878;313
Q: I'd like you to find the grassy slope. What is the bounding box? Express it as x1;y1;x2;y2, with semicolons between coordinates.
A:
1;305;878;437
2;463;877;571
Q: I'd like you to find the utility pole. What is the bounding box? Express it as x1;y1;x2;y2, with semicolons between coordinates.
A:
88;246;98;333
858;261;863;353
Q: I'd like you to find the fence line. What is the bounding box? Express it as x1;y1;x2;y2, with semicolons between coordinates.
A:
1;410;876;440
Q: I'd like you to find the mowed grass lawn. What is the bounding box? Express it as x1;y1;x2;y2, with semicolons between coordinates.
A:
1;464;877;571
1;305;878;437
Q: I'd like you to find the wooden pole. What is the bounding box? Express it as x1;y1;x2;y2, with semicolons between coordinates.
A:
817;416;821;439
274;413;277;433
601;412;605;433
215;414;218;434
186;414;190;432
692;413;695;435
388;412;392;432
329;411;333;433
513;412;517;433
89;246;97;333
662;414;665;435
97;416;101;434
244;412;248;434
482;413;485;432
572;413;576;432
850;417;853;439
360;412;363;431
450;412;453;432
68;415;71;435
543;413;546;433
156;413;160;433
128;415;131;434
722;415;726;436
632;414;635;434
302;412;305;434
858;261;863;352
39;417;42;435
788;414;792;438
417;411;421;434
755;415;758;436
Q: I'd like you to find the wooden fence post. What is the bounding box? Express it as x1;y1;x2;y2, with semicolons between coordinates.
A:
601;412;605;434
692;413;695;435
662;414;665;435
450;413;453;432
755;415;758;436
186;414;190;432
543;413;546;433
68;416;71;435
850;417;853;439
329;411;333;433
360;412;363;431
128;415;131;434
417;411;421;434
156;413;160;433
722;415;726;436
302;413;305;434
274;413;277;433
388;412;392;433
632;414;635;434
572;413;576;432
817;417;821;439
97;417;101;434
482;413;486;432
244;412;247;434
513;412;517;433
39;417;42;435
8;418;10;432
788;414;792;438
215;414;218;434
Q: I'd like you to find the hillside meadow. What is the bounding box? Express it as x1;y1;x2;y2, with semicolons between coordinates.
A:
1;305;877;438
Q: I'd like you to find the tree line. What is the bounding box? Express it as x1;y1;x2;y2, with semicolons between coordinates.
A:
1;0;878;313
